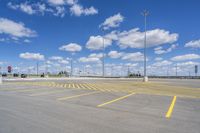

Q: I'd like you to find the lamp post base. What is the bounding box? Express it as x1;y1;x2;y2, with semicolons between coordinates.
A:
0;76;2;84
143;76;148;82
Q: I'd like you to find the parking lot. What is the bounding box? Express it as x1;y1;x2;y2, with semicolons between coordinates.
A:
0;78;200;133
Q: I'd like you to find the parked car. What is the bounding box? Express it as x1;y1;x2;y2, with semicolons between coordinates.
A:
13;73;19;77
21;74;27;78
2;73;7;77
41;73;45;77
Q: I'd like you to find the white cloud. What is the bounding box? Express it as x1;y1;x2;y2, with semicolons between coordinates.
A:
121;52;144;62
58;59;69;64
155;57;163;61
185;39;200;48
117;28;178;49
70;4;98;16
7;2;50;15
86;35;112;50
125;63;138;67
152;60;172;67
8;2;65;17
48;0;65;6
177;61;199;67
79;57;100;63
8;2;36;15
100;13;124;30
0;18;36;38
88;53;103;58
19;52;44;60
49;56;63;60
154;44;178;54
49;56;69;64
79;53;102;63
59;43;82;52
24;39;31;43
171;54;200;61
48;0;76;6
108;51;124;59
53;6;65;17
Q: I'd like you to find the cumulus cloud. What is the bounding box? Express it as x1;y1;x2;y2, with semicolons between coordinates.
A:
155;57;163;61
70;4;98;16
88;53;103;58
48;0;77;6
19;52;44;60
154;44;178;54
185;39;200;48
79;53;103;63
171;54;200;61
0;18;36;38
7;2;53;16
152;60;172;67
121;52;144;62
8;2;66;17
79;57;100;63
177;61;199;67
108;51;124;59
86;35;112;50
49;56;63;60
100;13;124;30
59;43;82;52
117;28;178;49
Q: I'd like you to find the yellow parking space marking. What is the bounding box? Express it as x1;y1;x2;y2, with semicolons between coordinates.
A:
76;84;80;89
79;84;85;89
57;91;100;101
97;92;135;107
64;84;68;88
68;84;71;88
72;84;75;88
81;84;91;90
165;96;177;118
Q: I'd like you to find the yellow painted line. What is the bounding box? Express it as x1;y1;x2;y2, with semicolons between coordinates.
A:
165;96;177;118
81;84;91;90
68;84;71;88
79;84;85;89
76;84;80;89
72;84;75;88
64;84;68;88
97;92;135;107
57;91;100;101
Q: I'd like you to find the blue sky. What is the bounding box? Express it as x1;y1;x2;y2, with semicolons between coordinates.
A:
0;0;200;76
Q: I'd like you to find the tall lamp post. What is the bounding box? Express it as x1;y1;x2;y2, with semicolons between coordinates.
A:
102;29;105;77
142;10;149;82
0;66;2;84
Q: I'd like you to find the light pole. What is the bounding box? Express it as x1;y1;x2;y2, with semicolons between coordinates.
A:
45;61;49;78
70;58;73;77
142;10;149;82
102;30;105;77
36;61;39;76
0;66;2;84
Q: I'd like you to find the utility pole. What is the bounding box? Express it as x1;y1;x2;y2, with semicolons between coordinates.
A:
176;64;178;77
142;10;149;82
